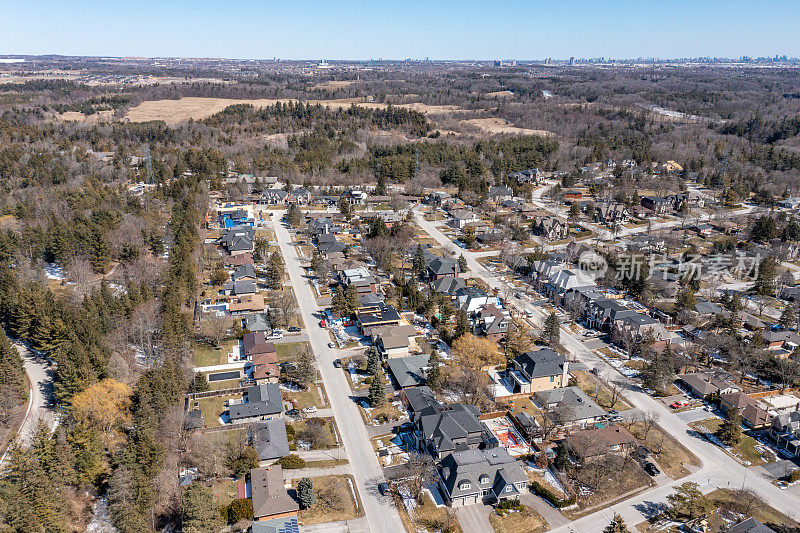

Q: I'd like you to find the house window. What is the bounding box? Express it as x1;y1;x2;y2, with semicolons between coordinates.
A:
550;376;555;382
459;481;471;490
505;486;513;493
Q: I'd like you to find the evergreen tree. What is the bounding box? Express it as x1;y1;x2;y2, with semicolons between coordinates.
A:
183;483;224;533
426;349;442;390
716;407;743;445
454;310;469;339
191;372;210;392
368;216;390;238
331;286;350;318
0;328;27;403
412;245;426;275
641;344;675;396
338;198;353;221
345;284;359;314
542;312;560;347
368;369;386;407
366;345;381;376
753;256;778;296
553;445;570;471
780;305;797;330
604;514;630;533
265;251;285;289
286;203;303;228
297;477;316;509
458;254;468;273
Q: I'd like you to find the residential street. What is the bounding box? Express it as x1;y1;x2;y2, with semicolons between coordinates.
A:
413;208;800;530
272;212;405;533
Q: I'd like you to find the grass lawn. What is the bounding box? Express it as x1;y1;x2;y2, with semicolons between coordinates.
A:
195;394;239;427
302;459;349;469
208;478;239;509
627;422;701;479
276;341;311;363
194;343;230;367
394;491;462;533
689;418;770;466
361;400;406;425
286;418;340;449
292;475;363;525
488;505;548;533
563;458;654;519
286;382;328;410
572;370;631;411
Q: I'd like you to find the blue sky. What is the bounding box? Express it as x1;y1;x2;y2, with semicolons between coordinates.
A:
1;1;798;60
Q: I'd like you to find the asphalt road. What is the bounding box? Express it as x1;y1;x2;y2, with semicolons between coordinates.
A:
413;208;800;530
273;213;404;533
0;343;58;465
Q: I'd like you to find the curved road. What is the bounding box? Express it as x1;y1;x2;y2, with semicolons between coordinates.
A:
413;208;800;530
0;343;58;465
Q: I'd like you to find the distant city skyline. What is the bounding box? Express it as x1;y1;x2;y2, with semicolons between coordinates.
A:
1;0;798;61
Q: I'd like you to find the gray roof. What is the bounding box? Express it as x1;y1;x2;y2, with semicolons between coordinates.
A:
729;518;776;533
420;404;485;454
233;263;257;280
251;517;300;533
249;419;291;461
427;256;458;276
387;354;430;388
404;386;442;418
224;279;257;295
515;348;566;379
431;275;466;295
438;448;526;500
536;386;605;423
229;383;283;421
245;312;271;333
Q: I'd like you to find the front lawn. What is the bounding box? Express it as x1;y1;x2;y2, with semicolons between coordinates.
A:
627;422;701;479
571;370;631;411
394;491;462;533
286;417;339;449
292;475;363;525
689;418;770;466
285;382;328;410
489;505;548;533
276;341;312;363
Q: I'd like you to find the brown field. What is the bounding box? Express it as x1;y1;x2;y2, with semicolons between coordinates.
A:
309;80;358;91
485;90;515;99
461;117;556;137
56;110;114;123
124;96;467;124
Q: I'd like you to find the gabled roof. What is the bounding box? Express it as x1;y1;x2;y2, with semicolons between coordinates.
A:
233;263;257;280
245;312;271;333
243;331;276;357
432;275;466;295
438;448;525;499
420;404;484;453
250;466;299;519
536;386;605;422
224;279;258;295
249;419;291;460
404;386;441;417
387;354;430;388
514;348;566;379
427;256;458;276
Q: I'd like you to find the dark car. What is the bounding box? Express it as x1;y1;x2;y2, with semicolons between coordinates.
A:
378;482;391;496
286;409;300;417
288;326;301;332
643;462;660;476
333;359;342;368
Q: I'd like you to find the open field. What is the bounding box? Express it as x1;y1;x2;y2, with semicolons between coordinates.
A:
125;96;467;124
461;117;556;137
310;80;359;91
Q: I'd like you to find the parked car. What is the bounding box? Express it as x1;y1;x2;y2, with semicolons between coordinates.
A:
286;409;300;417
302;406;318;414
609;415;624;423
319;320;327;328
288;326;301;332
643;462;660;476
267;333;284;340
333;359;342;368
378;482;391;496
273;329;285;335
670;401;688;409
328;342;335;348
608;409;619;416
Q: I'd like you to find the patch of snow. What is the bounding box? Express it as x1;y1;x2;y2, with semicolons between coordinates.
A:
44;263;65;281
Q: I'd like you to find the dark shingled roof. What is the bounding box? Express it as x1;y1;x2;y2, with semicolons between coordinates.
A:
229;383;283;421
514;348;566;379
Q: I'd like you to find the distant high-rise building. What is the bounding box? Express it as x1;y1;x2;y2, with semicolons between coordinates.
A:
569;56;575;66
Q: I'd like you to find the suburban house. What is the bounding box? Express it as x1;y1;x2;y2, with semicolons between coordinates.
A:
415;403;488;459
720;392;772;429
533;215;569;241
594;203;630;225
357;302;402;335
427;191;452;207
488;186;514;203
679;372;740;399
287;188;312;204
456;287;492;314
371;324;417;358
232;263;257;282
425;255;459;281
226;252;254;267
229;293;265;314
243;332;279;384
535;387;606;429
387;354;430;388
641;196;672;215
228;383;283;424
611;313;670;349
403;386;441;420
474;304;510;340
341;188;368;205
249;466;299;522
221;225;255;255
244;312;271;334
249;419;291;461
317;234;347;257
259;189;289;205
565;426;637;460
507;348;569;394
307;217;341;236
563;190;583;200
437;448;528;507
450;209;480;229
770;410;800;457
341;267;378;294
585;298;637;331
729;518;777;533
222;279;257;296
431;275;466;296
509;168;539;184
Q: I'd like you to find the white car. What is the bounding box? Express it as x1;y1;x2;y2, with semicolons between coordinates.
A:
302;406;318;414
267;333;284;340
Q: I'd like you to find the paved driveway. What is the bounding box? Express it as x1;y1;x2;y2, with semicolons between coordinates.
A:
455;503;493;533
675;408;717;424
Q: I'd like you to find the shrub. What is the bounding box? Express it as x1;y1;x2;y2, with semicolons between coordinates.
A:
788;469;800;483
496;499;524;512
276;454;306;469
529;481;575;508
225;498;253;524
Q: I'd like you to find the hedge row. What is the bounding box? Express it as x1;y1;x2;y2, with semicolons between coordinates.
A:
529;481;576;508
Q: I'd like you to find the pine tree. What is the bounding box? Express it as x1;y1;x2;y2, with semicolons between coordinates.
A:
183;483;224;533
426;349;442;390
458;254;468;273
366;345;381;376
604;514;630;533
287;203;303;228
331;286;349;318
265;251;285;289
454;310;469;339
413;245;426;275
780;305;796;330
368;369;386;407
297;477;316;509
543;312;560;347
716;407;743;446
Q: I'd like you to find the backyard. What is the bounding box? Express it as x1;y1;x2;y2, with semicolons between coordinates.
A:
193;394;239;427
291;475;363;525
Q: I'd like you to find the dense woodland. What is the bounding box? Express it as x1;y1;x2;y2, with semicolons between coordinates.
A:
1;59;800;530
